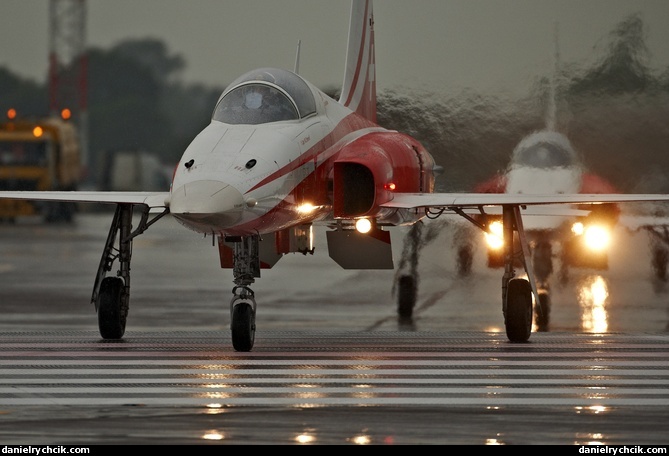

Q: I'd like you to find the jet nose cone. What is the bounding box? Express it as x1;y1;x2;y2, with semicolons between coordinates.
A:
170;180;245;230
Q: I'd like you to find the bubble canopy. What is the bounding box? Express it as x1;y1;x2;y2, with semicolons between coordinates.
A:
512;131;578;169
212;68;317;125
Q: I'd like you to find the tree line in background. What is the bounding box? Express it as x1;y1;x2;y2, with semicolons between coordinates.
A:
1;13;667;193
0;39;222;182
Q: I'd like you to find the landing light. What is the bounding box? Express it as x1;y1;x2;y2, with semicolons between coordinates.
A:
297;203;318;214
485;220;504;250
571;221;610;251
584;225;610;251
355;218;372;234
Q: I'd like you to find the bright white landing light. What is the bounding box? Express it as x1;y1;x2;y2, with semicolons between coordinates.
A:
584;225;610;251
355;218;372;233
485;220;504;250
297;203;318;214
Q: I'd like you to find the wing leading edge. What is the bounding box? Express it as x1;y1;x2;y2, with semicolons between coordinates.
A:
0;191;169;210
381;192;669;210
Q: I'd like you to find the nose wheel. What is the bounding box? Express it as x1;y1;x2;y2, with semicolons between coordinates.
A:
226;235;261;351
230;286;256;352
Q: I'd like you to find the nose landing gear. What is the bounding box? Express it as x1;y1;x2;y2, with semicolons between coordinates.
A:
228;235;261;352
230;286;256;352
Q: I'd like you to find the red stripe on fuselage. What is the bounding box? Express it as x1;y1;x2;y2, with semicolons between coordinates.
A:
246;113;377;194
226;113;378;235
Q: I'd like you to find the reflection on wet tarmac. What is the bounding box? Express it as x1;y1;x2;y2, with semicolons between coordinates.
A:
485;436;506;445
578;275;609;333
349;434;371;445
575;434;607;446
202;430;224;441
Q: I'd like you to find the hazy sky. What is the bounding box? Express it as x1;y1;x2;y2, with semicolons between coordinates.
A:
2;0;669;97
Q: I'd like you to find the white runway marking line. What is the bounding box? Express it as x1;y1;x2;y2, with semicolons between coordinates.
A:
1;332;668;407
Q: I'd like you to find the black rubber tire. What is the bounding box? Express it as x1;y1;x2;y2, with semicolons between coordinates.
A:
397;274;417;319
504;278;533;343
231;302;256;352
97;277;126;339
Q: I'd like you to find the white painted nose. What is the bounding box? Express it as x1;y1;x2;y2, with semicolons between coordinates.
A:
169;180;245;230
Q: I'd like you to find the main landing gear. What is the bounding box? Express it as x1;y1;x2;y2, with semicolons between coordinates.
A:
395;221;423;322
425;205;540;343
645;226;669;283
93;204;167;340
499;206;539;342
531;239;553;331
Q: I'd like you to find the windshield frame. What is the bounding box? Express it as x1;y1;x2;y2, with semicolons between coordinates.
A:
212;82;300;125
212;67;318;125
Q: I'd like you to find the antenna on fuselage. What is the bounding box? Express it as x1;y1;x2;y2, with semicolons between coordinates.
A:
294;39;301;74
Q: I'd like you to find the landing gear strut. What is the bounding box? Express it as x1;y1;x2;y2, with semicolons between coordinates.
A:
228;235;260;351
501;205;539;343
532;239;552;331
395;222;422;321
449;205;539;342
92;204;167;340
646;228;669;282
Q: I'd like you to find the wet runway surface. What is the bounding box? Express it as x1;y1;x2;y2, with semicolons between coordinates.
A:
0;213;668;444
1;329;668;444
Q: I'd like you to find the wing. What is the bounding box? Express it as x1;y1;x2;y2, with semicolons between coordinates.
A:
381;192;669;210
0;191;169;211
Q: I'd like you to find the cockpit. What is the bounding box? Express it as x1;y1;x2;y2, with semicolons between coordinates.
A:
212;67;317;125
511;131;578;169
